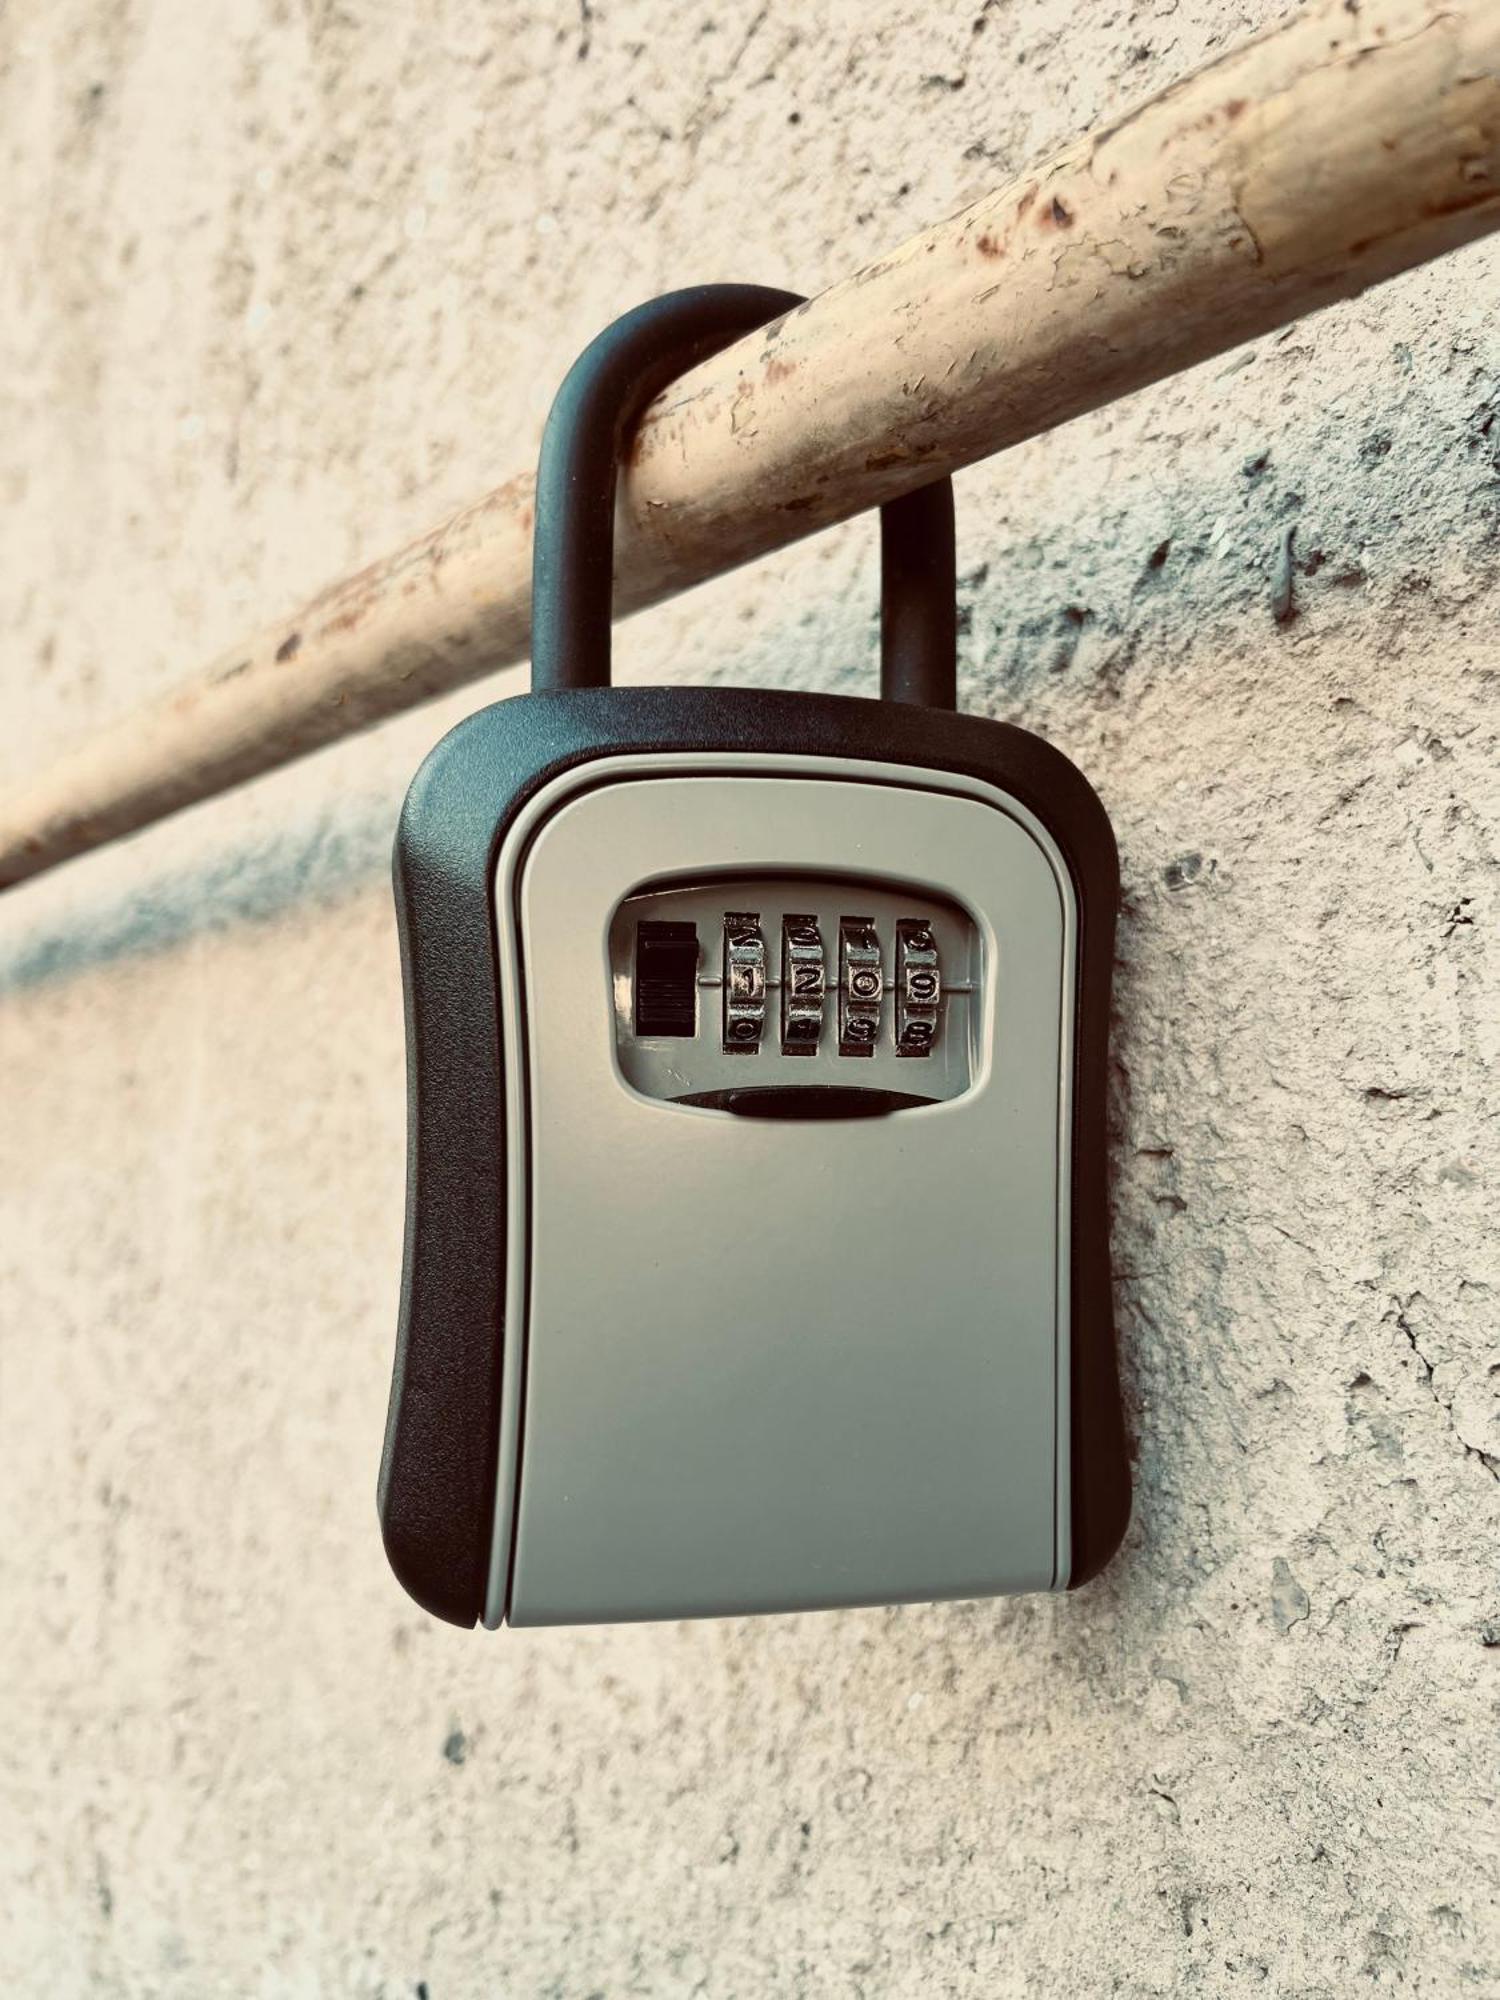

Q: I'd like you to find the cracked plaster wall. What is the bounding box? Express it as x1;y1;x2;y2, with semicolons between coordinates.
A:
1;0;1497;1994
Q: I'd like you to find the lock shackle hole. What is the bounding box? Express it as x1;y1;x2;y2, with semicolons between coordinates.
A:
530;285;957;709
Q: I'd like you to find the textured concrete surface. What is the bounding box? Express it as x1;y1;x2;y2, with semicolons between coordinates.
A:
3;1;1499;1993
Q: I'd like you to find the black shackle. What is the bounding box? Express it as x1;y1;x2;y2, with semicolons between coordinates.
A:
530;285;957;709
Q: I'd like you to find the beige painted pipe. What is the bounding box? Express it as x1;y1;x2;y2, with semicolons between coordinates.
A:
5;0;1500;890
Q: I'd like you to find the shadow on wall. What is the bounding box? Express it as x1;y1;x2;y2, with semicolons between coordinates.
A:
0;618;898;996
0;800;397;995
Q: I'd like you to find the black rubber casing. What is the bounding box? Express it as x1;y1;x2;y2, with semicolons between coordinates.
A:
379;686;1130;1627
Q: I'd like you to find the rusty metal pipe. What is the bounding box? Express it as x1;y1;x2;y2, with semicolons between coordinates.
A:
4;0;1500;889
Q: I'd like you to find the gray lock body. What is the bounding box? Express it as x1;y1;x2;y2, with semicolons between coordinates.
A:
378;686;1128;1629
496;753;1074;1626
377;286;1128;1629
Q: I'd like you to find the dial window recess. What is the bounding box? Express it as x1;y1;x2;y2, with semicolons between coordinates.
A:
610;874;981;1110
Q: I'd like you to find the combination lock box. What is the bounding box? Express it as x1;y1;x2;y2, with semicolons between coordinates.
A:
378;288;1130;1629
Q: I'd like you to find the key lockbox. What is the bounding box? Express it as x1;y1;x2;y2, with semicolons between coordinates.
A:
378;286;1130;1628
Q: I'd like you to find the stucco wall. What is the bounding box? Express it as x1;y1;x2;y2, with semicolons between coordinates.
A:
3;1;1499;1993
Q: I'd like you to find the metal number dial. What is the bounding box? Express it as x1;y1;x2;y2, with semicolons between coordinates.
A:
722;912;767;1053
781;915;826;1054
896;918;941;1056
839;918;884;1056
